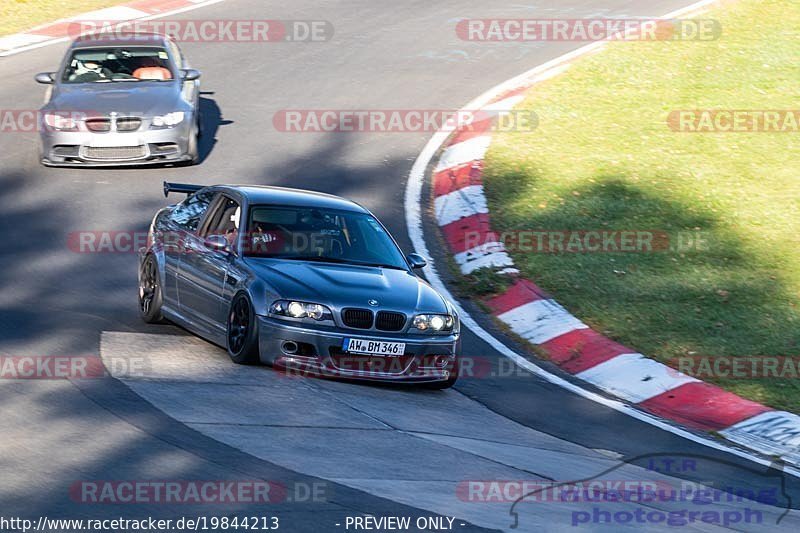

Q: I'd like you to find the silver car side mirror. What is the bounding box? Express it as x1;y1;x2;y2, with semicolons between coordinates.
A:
205;234;231;253
406;253;427;269
181;69;201;81
35;72;55;84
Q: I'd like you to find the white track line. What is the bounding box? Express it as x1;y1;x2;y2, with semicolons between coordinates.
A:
434;185;488;226
576;353;700;404
404;0;800;479
497;299;588;345
0;0;227;57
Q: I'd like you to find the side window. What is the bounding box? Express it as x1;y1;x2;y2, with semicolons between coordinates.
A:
202;196;241;251
170;191;215;231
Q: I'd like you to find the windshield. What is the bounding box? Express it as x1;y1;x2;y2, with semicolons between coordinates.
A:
62;47;175;83
242;206;408;269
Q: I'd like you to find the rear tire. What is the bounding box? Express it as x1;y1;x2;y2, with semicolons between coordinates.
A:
138;254;164;323
227;293;260;364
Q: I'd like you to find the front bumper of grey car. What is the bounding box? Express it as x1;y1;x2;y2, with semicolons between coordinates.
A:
39;114;194;167
256;316;460;383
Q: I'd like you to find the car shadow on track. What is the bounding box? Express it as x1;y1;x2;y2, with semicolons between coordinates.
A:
197;92;232;164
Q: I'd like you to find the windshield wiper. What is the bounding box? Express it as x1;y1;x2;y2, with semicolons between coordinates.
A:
281;256;406;269
348;261;407;270
281;256;349;264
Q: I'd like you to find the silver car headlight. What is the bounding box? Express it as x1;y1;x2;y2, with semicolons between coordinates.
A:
43;112;80;131
151;111;185;128
412;314;456;333
269;300;334;323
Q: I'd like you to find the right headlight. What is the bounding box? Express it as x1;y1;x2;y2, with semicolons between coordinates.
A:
269;299;334;324
412;314;456;333
43;112;80;131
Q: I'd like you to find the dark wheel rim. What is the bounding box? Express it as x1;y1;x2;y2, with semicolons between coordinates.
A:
228;297;249;355
139;259;157;315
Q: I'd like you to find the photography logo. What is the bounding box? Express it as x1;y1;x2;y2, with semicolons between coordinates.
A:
507;452;790;529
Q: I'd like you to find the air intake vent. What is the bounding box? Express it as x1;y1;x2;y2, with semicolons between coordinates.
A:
84;145;146;160
342;308;373;329
376;311;406;331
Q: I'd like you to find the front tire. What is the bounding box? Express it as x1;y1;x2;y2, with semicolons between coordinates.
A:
138;255;164;323
186;128;200;165
227;293;260;364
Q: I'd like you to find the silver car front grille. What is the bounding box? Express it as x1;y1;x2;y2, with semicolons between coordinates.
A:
116;117;142;132
84;116;142;133
85;118;111;132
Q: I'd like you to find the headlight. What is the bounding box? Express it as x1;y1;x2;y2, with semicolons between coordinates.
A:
43;112;79;131
151;111;185;128
412;314;455;333
270;300;333;322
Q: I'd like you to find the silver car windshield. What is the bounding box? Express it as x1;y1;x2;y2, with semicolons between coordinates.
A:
243;206;408;269
62;47;175;83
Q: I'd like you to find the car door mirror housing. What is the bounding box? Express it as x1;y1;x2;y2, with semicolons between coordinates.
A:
205;234;231;253
406;253;427;269
35;72;55;84
181;69;201;81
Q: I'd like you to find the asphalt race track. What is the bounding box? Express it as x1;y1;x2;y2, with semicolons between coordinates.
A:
1;1;799;531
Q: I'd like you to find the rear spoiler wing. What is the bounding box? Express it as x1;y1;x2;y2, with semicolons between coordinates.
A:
163;181;203;197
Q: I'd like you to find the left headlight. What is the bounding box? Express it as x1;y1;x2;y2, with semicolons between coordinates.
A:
269;300;334;323
151;111;185;128
412;314;456;333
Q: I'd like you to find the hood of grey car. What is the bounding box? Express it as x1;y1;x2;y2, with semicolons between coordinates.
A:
47;82;185;116
247;259;448;314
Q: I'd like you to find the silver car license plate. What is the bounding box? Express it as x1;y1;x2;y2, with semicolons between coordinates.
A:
343;338;406;356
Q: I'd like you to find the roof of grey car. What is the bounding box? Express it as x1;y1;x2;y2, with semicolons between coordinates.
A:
69;33;170;49
220;185;369;213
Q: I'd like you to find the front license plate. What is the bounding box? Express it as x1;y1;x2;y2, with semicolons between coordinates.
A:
342;338;406;356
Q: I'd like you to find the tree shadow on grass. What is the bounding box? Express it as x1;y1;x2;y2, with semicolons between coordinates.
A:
487;173;800;411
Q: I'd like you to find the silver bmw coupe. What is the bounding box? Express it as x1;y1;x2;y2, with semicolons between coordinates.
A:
35;33;201;166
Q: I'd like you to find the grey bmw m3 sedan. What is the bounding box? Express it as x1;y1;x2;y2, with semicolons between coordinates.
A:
138;182;461;388
35;33;202;166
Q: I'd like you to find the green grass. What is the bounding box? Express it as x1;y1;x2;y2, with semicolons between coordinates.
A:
0;0;131;36
454;267;514;299
483;0;800;411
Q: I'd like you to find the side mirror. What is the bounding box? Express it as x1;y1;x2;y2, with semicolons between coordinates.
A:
35;72;55;84
181;69;201;81
205;234;231;253
406;253;427;269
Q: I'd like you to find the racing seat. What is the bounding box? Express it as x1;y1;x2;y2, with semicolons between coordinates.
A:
132;58;172;80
